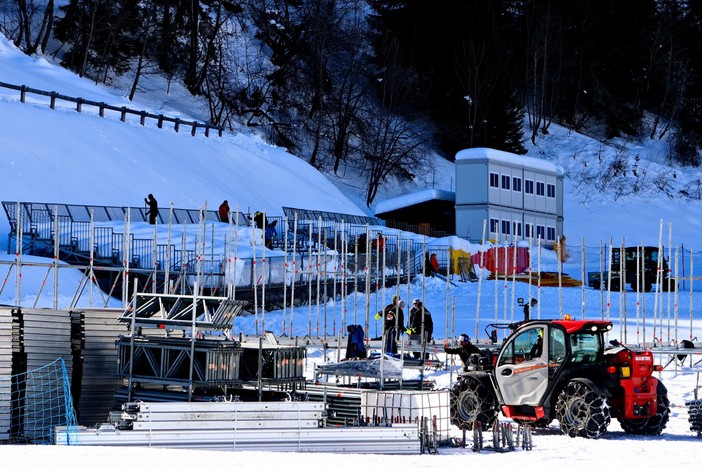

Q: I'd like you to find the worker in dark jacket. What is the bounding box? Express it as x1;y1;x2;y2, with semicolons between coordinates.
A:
374;295;406;354
444;334;482;372
144;194;158;225
408;298;433;358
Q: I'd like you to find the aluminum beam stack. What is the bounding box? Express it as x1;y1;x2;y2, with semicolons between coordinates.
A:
54;400;420;454
21;309;73;376
70;308;127;426
0;307;13;441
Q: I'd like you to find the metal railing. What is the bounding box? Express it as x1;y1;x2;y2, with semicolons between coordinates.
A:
0;81;224;137
2;201;430;303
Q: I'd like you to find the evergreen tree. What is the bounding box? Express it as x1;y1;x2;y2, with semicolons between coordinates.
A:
369;0;525;156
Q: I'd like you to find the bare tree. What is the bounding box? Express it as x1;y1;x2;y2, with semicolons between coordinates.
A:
10;0;54;54
519;0;563;144
359;100;429;206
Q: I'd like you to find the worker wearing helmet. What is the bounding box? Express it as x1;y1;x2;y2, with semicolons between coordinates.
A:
444;334;482;372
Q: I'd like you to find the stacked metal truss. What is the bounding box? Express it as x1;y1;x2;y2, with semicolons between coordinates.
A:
54;400;421;454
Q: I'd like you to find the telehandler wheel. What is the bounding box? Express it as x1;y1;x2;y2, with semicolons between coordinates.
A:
555;381;611;438
619;381;670;435
449;377;498;431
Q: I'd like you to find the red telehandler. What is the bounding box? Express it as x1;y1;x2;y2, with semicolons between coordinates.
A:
449;316;669;438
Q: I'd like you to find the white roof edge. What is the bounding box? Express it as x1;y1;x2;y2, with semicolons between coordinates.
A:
455;147;563;175
374;188;455;215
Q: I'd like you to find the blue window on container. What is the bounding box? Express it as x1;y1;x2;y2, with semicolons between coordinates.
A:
501;175;510;190
525;180;534;194
536;182;545;196
513;177;522;192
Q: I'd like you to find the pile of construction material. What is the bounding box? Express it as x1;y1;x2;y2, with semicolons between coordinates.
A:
54;400;421;454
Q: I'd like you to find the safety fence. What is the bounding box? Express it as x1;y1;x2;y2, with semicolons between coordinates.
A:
0;81;223;137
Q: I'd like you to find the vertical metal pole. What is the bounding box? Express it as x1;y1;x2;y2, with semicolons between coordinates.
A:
252;214;259;335
188;283;198;401
690;249;694;341
127;277;138;403
494;239;499;329
581;238;585;319
180;224;187;294
340;221;347;333
621;237;626;343
332;222;338;336
261;212;267;334
316;218;322;338
606;238;613;322
558;236;564;316
516;230;518;322
674;246;679;346
290;213;298;335
308;221;313;337
233;205;240;300
527;230;533;309
599;240;609;320
257;336;263;401
640;241;646;344
654;220;663;345
52;206;59;309
197;205;206;294
225;205;233;297
323;228;328;337
165;203;173;293
210;221;215;294
13;202;22;308
152;215;158;294
502;242;508;323
475;220;486;341
89;209;95;306
353;228;359;327
667;223;673;343
364;226;371;345
636;242;641;345
536;237;542;318
283;216;289;335
122;209;131;304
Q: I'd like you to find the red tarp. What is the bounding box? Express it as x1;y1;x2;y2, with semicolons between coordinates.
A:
471;246;530;275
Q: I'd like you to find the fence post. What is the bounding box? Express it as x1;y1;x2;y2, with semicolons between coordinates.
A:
191;122;197;136
205;125;210;137
140;111;146;126
50;92;57;109
158;115;164;128
76;97;83;112
218;126;223;137
121;107;127;122
174;118;180;133
20;85;26;103
99;103;105;117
